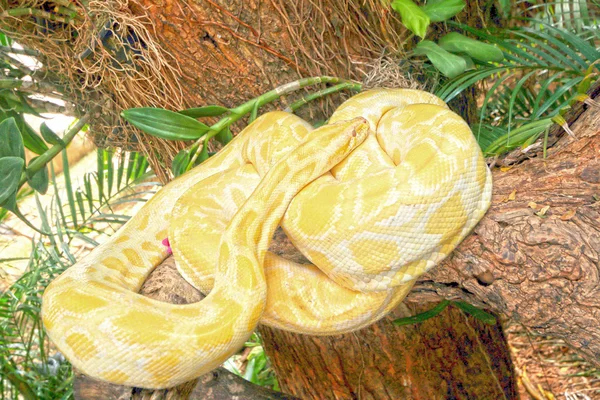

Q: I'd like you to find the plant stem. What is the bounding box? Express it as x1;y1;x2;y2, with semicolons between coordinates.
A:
2;8;76;24
18;107;98;187
186;76;358;169
285;82;362;112
0;45;40;56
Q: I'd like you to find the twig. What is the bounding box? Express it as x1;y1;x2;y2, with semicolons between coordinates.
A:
186;76;360;168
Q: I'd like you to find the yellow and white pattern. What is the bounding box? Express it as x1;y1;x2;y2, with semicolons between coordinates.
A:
41;89;492;388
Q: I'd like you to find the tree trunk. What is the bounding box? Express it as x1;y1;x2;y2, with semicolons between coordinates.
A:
417;81;600;365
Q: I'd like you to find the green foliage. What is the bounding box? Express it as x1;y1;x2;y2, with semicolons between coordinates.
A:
0;34;58;156
0;114;99;233
121;108;210;140
123;76;361;177
0;237;74;400
25;157;49;195
391;0;431;38
223;333;280;391
178;105;230;118
0;149;153;399
438;33;504;62
0;157;24;207
39;123;64;147
393;300;496;326
389;0;501;78
437;18;600;156
421;0;466;22
415;40;467;78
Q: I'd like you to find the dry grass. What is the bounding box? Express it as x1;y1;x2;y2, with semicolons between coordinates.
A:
1;0;187;181
507;323;600;399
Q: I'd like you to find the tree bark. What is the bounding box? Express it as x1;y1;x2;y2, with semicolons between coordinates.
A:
415;82;600;365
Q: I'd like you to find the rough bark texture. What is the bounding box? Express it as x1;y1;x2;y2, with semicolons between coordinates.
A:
256;231;517;400
129;0;409;118
412;83;600;365
259;307;514;399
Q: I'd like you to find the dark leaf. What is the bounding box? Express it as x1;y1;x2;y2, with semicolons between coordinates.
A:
215;126;232;145
178;105;229;118
26;157;49;194
0;156;24;206
18;118;48;155
172;149;190;177
40;122;64;146
0;118;25;160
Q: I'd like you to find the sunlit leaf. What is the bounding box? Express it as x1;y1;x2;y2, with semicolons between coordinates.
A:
391;0;430;38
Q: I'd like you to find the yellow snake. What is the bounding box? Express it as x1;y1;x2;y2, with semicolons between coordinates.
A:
41;89;492;388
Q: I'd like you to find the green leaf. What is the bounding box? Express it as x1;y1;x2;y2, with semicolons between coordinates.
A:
0;32;12;46
452;301;497;325
121;108;209;140
215;126;232;145
0;157;24;206
497;0;510;17
421;0;465;22
0;118;25;160
391;0;430;38
194;141;209;166
40;122;64;146
26;157;49;194
248;101;260;124
178;105;229;118
414;40;467;78
172;149;190;177
393;300;450;326
17;117;48;155
438;32;504;62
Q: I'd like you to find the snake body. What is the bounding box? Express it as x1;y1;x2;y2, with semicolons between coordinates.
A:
42;89;492;388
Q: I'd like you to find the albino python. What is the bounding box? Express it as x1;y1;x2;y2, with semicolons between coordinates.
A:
42;89;492;388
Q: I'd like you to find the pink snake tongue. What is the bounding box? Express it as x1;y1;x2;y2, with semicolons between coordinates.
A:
162;238;172;255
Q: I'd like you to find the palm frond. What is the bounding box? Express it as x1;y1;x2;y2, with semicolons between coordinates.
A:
437;19;599;155
0;148;155;399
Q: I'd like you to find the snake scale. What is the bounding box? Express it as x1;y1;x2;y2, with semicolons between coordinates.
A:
41;88;492;388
